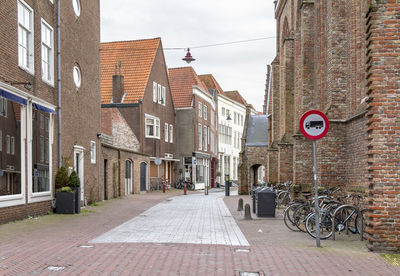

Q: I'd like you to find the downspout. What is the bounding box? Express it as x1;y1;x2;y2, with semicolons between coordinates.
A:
57;0;62;168
266;65;272;116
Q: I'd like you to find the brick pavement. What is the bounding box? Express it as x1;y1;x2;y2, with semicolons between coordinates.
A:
0;189;398;276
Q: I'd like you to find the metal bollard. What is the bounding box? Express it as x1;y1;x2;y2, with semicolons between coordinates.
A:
237;198;244;211
163;181;165;193
244;204;252;220
225;174;230;196
184;183;187;195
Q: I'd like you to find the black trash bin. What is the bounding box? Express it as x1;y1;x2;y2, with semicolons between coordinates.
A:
255;188;276;217
251;186;263;214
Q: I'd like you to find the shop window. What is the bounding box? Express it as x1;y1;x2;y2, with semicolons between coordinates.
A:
32;109;50;193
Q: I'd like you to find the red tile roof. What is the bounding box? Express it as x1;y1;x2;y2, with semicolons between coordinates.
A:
198;74;224;96
168;67;209;108
223;90;248;106
100;38;161;104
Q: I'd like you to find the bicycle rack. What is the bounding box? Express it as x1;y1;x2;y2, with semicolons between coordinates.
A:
332;204;363;241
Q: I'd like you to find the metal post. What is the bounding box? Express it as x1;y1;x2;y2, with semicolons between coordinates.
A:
313;140;321;247
225;174;230;196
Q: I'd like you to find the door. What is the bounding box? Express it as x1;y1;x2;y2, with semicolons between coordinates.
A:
74;147;84;203
140;162;147;191
125;159;133;195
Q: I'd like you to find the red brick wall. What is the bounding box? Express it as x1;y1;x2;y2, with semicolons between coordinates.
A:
0;201;52;225
365;1;400;252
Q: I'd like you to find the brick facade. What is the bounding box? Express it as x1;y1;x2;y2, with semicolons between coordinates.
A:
268;0;399;252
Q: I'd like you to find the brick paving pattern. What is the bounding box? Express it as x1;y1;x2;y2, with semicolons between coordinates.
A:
0;189;398;276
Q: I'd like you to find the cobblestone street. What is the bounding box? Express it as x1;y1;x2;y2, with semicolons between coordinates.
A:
0;189;398;276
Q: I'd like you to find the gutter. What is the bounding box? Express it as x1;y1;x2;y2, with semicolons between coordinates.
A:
57;0;62;168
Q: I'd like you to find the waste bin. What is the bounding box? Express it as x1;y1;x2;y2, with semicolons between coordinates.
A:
255;188;276;217
251;186;263;214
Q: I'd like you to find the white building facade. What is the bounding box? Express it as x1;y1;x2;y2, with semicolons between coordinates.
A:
217;93;248;184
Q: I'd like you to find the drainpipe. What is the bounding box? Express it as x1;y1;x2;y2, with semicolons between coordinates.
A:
266;65;272;116
57;0;62;168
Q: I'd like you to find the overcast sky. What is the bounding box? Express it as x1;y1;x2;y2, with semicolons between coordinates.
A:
100;0;276;112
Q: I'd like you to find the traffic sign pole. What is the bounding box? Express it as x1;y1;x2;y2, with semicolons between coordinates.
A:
299;110;329;248
313;140;321;247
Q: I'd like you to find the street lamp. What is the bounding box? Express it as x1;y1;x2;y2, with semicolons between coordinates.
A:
225;112;232;196
182;48;195;64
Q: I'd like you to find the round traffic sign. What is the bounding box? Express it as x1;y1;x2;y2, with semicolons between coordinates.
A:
299;110;329;140
154;158;162;166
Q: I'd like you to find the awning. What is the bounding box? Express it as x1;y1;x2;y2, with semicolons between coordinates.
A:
0;88;27;106
33;103;56;114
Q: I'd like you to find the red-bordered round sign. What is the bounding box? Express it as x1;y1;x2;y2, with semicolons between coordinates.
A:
299;110;329;140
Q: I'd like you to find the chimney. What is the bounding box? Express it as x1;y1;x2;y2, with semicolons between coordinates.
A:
112;61;124;103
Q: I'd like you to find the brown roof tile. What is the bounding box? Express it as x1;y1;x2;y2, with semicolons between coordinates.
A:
223;90;248;106
100;38;160;104
198;74;224;96
168;67;209;108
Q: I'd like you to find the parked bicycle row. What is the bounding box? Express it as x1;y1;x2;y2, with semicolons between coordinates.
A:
280;186;367;240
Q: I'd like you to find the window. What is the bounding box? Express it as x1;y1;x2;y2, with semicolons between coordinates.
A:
164;123;168;142
145;115;160;139
45;138;49;163
222;107;225;116
41;19;54;84
211;111;214;126
157;84;162;104
204;126;207;151
210;132;214;154
73;65;81;88
198;102;202;118
45;117;49;132
234;112;237;124
204;105;208;120
169;124;173;143
18;0;34;73
33;110;50;193
153;82;157;102
0;97;7;117
40;135;44;162
90;141;96;164
40;113;44;129
72;0;81;17
198;123;202;150
162;86;166;106
6;135;10;154
11;136;15;155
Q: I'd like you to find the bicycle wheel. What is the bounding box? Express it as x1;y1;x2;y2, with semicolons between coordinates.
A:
356;209;367;237
284;203;302;232
334;205;358;234
305;212;333;239
277;191;290;207
293;204;312;232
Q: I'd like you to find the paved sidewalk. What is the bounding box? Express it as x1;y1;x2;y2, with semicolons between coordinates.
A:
92;192;249;246
0;189;398;276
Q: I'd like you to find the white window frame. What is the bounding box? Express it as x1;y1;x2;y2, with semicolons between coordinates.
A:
6;135;10;154
153;82;157;102
90;141;96;164
0;97;7;117
41;19;54;85
204;105;208;120
169;124;173;143
198;102;202;118
198;123;202;150
162;86;166;106
164;122;168;142
157;84;162;104
145;114;160;139
18;0;34;74
204;126;207;151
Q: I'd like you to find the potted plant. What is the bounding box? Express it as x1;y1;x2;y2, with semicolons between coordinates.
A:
55;166;75;214
68;171;81;214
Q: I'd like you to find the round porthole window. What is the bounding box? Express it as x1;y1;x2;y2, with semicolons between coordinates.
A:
72;0;81;17
73;65;81;88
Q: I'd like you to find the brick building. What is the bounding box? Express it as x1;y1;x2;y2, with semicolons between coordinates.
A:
169;67;218;190
100;38;177;192
267;0;400;252
0;0;101;223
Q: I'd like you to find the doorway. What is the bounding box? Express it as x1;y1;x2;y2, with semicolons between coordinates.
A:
140;162;147;191
104;159;108;200
125;159;133;195
74;146;84;203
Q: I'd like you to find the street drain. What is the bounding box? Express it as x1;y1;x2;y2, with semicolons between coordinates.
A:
239;272;263;276
47;266;65;271
234;248;250;253
79;245;94;248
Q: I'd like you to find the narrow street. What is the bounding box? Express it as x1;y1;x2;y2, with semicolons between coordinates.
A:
0;189;398;275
